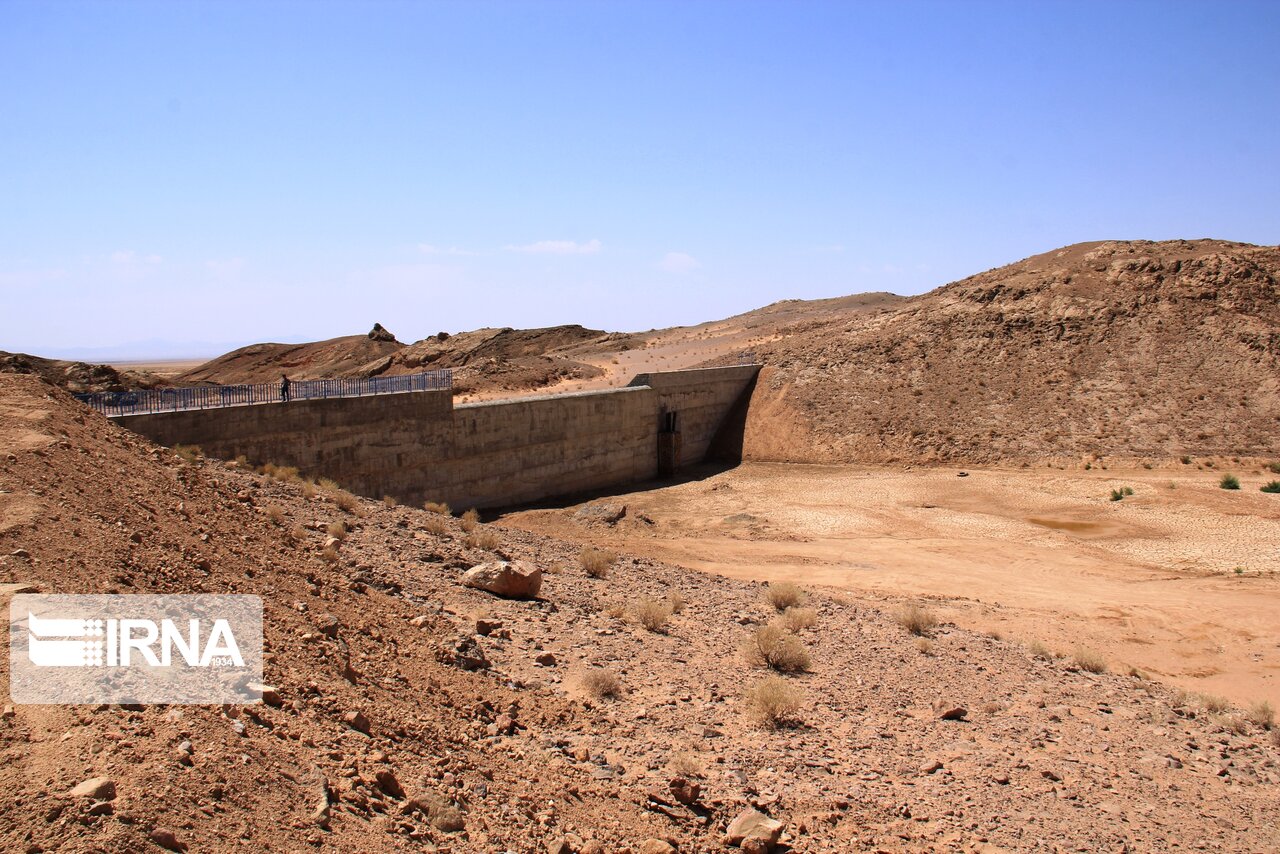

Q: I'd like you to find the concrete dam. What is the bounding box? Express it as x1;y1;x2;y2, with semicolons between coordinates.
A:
108;365;761;510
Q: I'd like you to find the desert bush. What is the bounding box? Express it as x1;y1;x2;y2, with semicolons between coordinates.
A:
318;477;340;491
264;504;285;526
781;606;817;632
1071;647;1107;674
581;668;622;699
423;500;452;515
1247;700;1275;730
668;752;704;778
382;495;398;507
289;524;308;543
1199;694;1231;714
320;546;339;564
668;590;686;614
580;546;616;579
751;622;811;673
273;465;300;482
1213;714;1248;735
765;582;807;611
603;603;626;620
1109;489;1124;502
300;480;317;499
173;444;202;463
464;529;500;551
326;521;348;540
1261;481;1280;494
1268;461;1280;474
460;508;480;532
234;454;249;467
632;597;673;633
422;515;449;536
1220;473;1240;490
895;603;938;637
915;637;933;656
1027;639;1052;659
745;676;803;729
1180;455;1192;465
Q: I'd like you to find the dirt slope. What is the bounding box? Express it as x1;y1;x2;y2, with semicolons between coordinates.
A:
177;328;404;385
2;374;1280;851
0;351;169;394
741;239;1280;464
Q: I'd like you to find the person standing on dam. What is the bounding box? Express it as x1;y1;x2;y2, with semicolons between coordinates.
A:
280;374;291;403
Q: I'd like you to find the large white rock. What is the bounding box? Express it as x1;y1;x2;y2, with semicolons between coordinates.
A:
461;561;542;599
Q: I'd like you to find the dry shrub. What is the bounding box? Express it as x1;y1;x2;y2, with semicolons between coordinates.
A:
581;668;622;699
382;495;398;508
1027;639;1052;659
632;597;673;633
318;478;340;492
751;622;811;673
326;521;348;540
320;546;339;564
603;603;626;620
668;752;704;778
423;500;452;515
464;529;500;551
668;590;686;614
1247;700;1275;730
264;504;285;526
333;491;359;513
234;454;249;467
915;637;933;656
422;515;449;536
460;508;480;532
273;465;300;482
1200;694;1231;714
1071;647;1108;674
895;603;938;637
1213;713;1248;735
173;444;202;463
300;480;317;499
782;606;816;632
580;546;616;579
765;582;806;611
745;676;803;729
289;525;308;543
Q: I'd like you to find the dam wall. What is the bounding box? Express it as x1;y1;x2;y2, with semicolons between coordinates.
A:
110;365;760;510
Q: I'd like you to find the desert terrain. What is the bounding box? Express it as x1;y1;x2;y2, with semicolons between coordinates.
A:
2;238;1279;850
502;460;1280;711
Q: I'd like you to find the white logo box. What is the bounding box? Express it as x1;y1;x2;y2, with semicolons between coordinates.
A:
10;594;263;705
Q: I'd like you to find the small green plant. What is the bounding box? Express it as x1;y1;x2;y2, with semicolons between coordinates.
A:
1109;489;1123;501
1234;567;1245;575
1267;461;1280;474
1180;455;1192;465
1261;481;1280;494
1220;473;1240;490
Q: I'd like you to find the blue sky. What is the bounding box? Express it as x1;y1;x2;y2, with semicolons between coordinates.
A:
2;0;1277;358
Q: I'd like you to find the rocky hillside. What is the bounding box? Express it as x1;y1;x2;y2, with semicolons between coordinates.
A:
741;239;1280;464
3;373;1280;851
0;351;168;394
177;325;405;384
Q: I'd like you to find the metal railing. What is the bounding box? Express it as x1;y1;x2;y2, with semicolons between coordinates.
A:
73;370;453;417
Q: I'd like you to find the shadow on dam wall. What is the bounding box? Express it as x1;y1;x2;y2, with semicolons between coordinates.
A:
106;365;762;512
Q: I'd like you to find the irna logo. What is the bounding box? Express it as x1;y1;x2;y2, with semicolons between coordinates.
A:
10;594;262;705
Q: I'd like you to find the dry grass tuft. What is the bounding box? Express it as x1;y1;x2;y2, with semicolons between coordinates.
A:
464;529;500;551
1200;694;1232;714
895;603;938;637
668;752;704;778
1027;639;1052;659
264;504;285;526
1247;700;1275;730
632;597;674;633
423;500;452;515
781;606;817;632
460;508;480;532
289;524;308;543
603;603;626;620
326;521;348;540
382;495;398;507
333;490;360;513
579;546;616;579
422;514;449;536
745;676;803;729
668;590;686;614
318;478;341;492
581;668;622;700
173;444;202;463
915;637;933;656
300;480;317;499
1213;713;1248;735
320;546;339;564
272;465;300;482
750;622;811;673
1071;646;1108;674
765;582;807;611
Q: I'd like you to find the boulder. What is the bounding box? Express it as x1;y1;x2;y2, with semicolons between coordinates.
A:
638;840;676;854
726;808;783;847
68;777;115;800
461;561;542;599
573;503;627;525
368;323;397;342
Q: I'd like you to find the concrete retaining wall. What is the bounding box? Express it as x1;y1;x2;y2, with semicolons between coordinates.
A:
111;365;760;509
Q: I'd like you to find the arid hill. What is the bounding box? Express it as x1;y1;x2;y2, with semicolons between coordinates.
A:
4;374;1278;851
177;325;405;385
738;239;1280;464
0;350;168;393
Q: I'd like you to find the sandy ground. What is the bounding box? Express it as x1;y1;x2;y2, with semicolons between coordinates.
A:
502;462;1280;710
109;358;207;379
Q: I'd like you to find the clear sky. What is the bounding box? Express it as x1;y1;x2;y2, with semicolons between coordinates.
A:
2;0;1277;358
